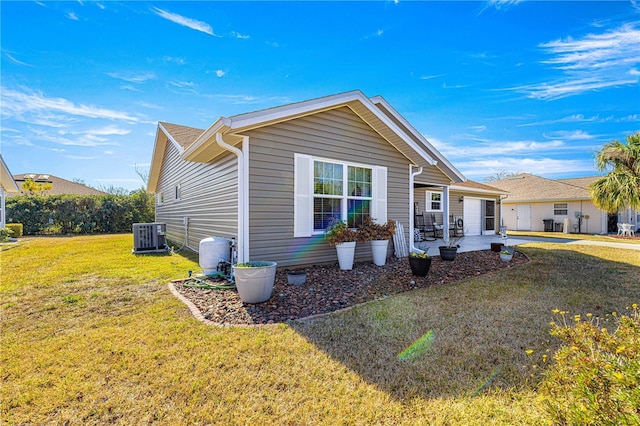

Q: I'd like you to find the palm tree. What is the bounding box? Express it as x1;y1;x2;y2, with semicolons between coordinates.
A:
589;132;640;212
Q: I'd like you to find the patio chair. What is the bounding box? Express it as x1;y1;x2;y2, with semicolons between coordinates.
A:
453;216;464;237
415;213;436;240
431;213;444;239
617;223;624;236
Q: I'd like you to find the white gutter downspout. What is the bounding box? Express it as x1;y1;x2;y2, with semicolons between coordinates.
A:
409;165;423;254
216;132;248;263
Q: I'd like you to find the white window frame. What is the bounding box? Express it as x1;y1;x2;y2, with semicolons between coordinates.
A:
554;203;568;215
425;191;443;212
294;154;387;237
174;183;181;201
155;192;164;206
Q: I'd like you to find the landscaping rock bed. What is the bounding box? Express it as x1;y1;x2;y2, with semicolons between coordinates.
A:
172;250;528;326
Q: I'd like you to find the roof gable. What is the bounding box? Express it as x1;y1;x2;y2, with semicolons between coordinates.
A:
179;91;463;182
12;174;108;196
1;155;19;193
491;173;592;202
148;91;466;193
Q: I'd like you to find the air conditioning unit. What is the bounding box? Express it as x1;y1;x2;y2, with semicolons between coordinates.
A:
132;223;167;253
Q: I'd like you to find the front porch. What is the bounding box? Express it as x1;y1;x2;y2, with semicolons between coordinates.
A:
414;234;546;255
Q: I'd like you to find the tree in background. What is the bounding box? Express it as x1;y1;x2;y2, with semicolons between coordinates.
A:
484;171;519;183
589;132;640;212
21;178;52;195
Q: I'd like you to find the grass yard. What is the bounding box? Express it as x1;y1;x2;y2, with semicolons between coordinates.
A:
2;234;639;425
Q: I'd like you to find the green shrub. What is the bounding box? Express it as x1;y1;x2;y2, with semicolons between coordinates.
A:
0;228;12;242
5;190;154;235
540;306;640;425
6;223;23;237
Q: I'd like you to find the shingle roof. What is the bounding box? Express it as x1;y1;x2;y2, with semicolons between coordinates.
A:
159;122;205;150
12;174;108;196
455;180;507;193
556;176;600;189
491;173;592;202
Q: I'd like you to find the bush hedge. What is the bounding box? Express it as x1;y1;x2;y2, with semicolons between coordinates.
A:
5;190;154;235
6;223;23;237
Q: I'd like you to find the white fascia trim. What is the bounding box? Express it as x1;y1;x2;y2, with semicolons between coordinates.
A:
190;90;438;169
449;185;508;196
370;95;465;181
0;155;19;192
223;91;365;131
182;118;227;161
158;122;185;155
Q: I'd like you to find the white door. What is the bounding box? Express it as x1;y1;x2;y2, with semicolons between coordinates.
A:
516;204;531;230
463;198;482;236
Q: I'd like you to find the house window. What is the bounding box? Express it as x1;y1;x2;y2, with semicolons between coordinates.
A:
156;192;164;206
426;191;443;212
174;183;181;201
554;203;568;215
313;160;372;230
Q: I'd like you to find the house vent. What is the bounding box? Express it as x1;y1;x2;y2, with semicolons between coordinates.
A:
132;223;167;253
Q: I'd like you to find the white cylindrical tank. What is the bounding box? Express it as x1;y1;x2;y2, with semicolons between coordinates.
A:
563;217;570;234
199;237;231;275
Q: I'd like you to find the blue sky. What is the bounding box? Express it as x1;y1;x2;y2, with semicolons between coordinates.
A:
1;1;639;191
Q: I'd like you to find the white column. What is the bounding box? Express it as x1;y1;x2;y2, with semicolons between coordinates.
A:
442;185;450;245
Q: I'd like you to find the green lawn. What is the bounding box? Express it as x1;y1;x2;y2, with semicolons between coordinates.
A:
2;235;639;424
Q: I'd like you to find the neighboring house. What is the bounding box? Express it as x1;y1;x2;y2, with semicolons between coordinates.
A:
11;174;108;196
491;173;638;234
1;156;20;228
148;90;478;267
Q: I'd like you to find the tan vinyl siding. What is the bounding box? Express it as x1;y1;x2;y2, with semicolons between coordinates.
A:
246;106;416;267
155;135;238;249
414;188;501;231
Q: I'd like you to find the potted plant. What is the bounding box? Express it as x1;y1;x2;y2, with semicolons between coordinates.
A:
438;233;464;261
325;218;360;270
357;216;396;266
499;247;514;262
232;261;277;303
408;251;432;276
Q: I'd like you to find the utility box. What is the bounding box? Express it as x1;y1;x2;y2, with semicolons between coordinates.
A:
132;223;167;253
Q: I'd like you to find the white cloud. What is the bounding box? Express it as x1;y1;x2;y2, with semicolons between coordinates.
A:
163;56;186;65
152;7;217;36
215;70;226;78
169;81;196;89
419;74;444;80
543;130;595;140
458;157;595;180
515;22;640;100
67;12;79;21
230;31;250;39
1;87;141;123
106;71;155;83
65;155;99;160
3;50;32;67
486;0;523;10
469;125;487;132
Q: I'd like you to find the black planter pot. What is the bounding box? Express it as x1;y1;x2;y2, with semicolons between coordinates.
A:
408;256;432;277
439;246;458;261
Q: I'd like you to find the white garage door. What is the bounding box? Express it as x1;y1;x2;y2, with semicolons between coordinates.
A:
463;198;482;236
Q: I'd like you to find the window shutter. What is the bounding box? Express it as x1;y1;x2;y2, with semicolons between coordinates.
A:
294;154;313;237
372;166;387;223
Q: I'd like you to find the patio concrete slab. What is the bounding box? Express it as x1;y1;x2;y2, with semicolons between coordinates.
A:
413;234;640;256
